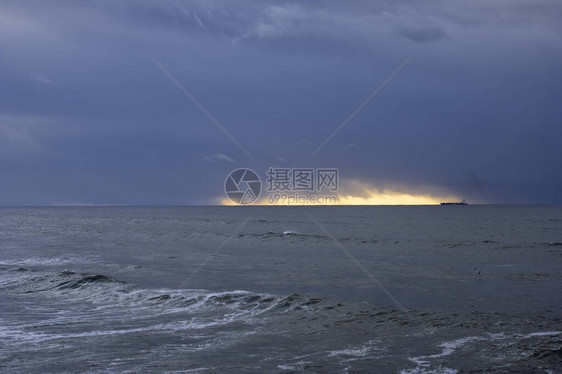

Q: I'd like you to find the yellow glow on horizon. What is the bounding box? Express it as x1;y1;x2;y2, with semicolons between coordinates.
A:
336;191;442;205
219;181;459;206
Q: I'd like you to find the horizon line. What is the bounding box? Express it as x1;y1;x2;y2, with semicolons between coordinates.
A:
0;203;559;208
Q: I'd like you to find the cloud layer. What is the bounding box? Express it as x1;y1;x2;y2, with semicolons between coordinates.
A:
0;0;561;205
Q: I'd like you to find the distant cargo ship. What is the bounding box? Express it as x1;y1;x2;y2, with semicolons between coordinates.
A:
441;199;468;206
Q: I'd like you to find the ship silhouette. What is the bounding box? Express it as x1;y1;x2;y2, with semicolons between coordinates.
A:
440;199;468;206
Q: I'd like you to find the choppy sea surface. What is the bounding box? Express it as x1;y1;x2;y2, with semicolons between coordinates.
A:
0;206;561;373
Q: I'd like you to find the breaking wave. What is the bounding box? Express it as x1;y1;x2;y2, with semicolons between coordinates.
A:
1;267;561;373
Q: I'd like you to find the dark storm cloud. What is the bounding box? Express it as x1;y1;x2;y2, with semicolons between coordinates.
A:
0;0;561;205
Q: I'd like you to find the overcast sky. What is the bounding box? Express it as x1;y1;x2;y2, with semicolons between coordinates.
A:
1;0;561;205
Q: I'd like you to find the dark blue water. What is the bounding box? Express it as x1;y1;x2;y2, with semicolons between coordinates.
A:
1;206;561;373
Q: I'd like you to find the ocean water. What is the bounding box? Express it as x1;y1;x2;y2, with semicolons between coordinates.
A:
0;206;561;373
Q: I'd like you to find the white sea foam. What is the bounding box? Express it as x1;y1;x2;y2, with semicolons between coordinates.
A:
524;331;561;337
400;367;458;374
0;256;103;267
328;339;383;358
403;330;562;374
276;361;309;371
409;336;483;366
